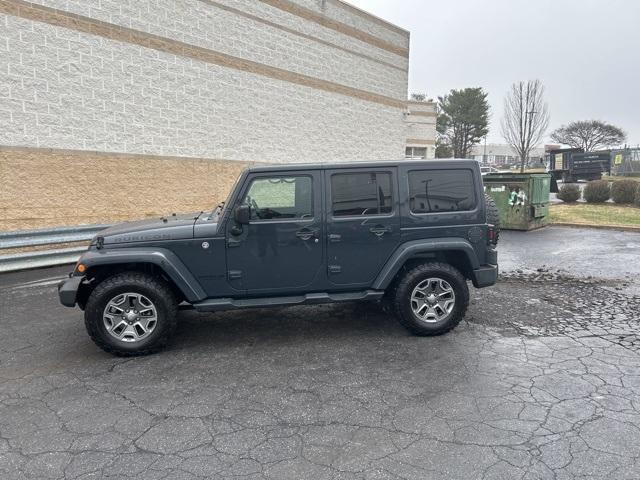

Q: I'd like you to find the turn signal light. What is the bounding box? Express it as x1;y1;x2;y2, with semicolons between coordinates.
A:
76;263;86;273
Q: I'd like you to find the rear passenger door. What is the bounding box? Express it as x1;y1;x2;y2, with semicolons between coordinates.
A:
325;168;400;288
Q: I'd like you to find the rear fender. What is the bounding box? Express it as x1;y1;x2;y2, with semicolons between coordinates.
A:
372;239;480;290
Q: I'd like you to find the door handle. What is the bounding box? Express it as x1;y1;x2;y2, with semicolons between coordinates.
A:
369;225;391;237
295;228;317;241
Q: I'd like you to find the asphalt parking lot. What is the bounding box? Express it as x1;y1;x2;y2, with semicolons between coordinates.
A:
1;226;639;479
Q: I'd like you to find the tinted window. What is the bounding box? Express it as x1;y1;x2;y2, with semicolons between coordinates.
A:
243;176;312;220
408;169;475;213
331;172;393;217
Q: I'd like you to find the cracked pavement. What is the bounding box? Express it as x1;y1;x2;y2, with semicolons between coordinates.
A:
0;227;639;479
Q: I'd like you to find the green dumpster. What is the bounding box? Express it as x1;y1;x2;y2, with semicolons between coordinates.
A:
483;173;551;230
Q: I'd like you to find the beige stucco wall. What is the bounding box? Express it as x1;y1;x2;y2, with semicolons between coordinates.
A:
0;148;251;230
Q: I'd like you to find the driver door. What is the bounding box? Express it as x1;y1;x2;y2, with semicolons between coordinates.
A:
225;171;324;294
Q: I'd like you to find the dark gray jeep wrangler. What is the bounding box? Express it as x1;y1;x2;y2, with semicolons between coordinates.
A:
59;160;499;355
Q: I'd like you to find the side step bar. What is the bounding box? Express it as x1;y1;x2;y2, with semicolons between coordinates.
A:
190;290;385;312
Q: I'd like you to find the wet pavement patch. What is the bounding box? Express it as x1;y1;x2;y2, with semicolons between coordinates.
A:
469;271;640;351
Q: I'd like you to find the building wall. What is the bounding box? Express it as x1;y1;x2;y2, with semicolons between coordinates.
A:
0;146;251;230
405;100;436;159
0;0;410;229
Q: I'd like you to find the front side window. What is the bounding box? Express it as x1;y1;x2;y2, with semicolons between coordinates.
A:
331;172;393;217
408;169;476;213
242;176;312;220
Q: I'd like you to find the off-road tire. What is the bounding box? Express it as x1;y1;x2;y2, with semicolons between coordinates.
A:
84;272;178;356
392;262;469;336
484;193;500;244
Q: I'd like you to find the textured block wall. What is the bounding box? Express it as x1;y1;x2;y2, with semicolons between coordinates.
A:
0;147;251;230
406;101;437;159
0;0;410;228
0;0;409;162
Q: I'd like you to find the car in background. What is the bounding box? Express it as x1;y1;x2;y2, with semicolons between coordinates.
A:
480;165;500;175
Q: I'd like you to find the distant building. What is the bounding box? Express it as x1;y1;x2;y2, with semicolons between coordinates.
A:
405;101;437;159
470;143;546;166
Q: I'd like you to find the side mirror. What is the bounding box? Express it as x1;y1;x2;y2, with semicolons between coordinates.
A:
234;204;251;224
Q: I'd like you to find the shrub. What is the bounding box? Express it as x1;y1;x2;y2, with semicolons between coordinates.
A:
583;180;610;203
610;179;638;204
556;184;581;203
635;186;640;208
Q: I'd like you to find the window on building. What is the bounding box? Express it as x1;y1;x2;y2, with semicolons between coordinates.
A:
408;169;476;213
331;172;393;217
405;147;427;159
242;176;312;220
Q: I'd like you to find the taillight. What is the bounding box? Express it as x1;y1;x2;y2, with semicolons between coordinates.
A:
487;225;496;245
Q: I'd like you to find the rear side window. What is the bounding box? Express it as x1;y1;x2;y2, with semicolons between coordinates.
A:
408;169;476;213
331;172;393;217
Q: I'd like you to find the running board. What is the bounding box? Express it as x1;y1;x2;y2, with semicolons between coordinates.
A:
191;290;385;312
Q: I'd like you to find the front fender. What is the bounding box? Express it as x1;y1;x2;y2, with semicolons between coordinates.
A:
372;238;480;290
77;248;207;302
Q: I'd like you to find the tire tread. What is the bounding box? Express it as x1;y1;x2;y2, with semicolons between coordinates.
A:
392;262;469;336
84;271;177;356
484;193;500;244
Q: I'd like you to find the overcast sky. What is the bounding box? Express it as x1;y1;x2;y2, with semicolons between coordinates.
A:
349;0;640;146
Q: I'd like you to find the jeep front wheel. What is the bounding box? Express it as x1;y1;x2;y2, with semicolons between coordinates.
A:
84;272;178;356
392;262;469;336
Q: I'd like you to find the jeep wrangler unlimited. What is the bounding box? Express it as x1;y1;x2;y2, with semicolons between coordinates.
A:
59;160;499;355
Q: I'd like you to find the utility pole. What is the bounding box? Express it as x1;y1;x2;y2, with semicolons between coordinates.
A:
483;135;487;165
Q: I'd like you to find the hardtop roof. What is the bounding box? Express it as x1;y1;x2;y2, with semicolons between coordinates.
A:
246;159;478;173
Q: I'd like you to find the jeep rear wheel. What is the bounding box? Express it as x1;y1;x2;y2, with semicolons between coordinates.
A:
84;272;178;356
392;262;469;336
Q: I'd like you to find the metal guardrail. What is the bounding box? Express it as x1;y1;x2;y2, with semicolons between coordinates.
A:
0;224;110;272
0;224;111;250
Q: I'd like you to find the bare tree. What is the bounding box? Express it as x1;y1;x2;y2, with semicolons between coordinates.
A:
410;92;427;102
501;80;550;172
550;120;626;151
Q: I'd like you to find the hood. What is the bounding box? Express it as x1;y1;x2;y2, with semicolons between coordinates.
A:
96;212;202;246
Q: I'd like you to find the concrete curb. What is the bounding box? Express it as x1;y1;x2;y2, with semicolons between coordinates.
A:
550;222;640;233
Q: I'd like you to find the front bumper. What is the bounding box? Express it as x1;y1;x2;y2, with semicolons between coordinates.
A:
471;264;498;288
58;275;84;307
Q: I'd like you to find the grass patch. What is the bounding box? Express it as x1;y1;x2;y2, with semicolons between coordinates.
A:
605;175;640;183
550;203;640;227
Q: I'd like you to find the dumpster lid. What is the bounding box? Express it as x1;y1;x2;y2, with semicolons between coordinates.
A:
483;172;550;182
